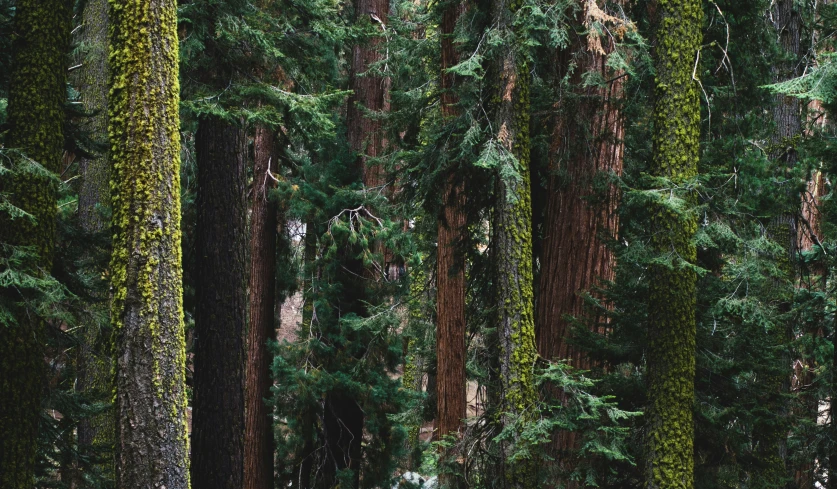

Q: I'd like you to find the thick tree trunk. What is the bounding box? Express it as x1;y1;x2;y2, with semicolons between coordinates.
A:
192;115;247;489
245;125;279;489
0;0;70;487
108;0;190;485
644;0;702;488
490;0;538;485
536;0;624;369
435;4;468;488
535;2;626;481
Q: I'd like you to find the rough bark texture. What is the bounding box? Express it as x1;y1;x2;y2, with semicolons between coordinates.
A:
535;3;626;482
491;0;538;484
108;0;189;484
436;4;468;488
644;0;701;488
536;0;624;369
74;0;114;457
191;116;247;489
0;0;70;487
245;125;279;489
77;0;110;232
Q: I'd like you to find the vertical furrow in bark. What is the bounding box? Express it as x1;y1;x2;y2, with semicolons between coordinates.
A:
192;115;247;489
535;2;626;481
108;0;189;484
245;125;279;489
436;3;468;488
0;0;71;486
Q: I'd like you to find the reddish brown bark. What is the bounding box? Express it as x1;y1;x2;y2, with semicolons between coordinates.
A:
535;0;625;369
534;2;626;481
436;4;468;488
244;126;278;489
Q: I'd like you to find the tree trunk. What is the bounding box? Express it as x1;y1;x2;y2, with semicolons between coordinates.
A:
536;0;625;370
74;0;113;461
192;115;247;489
108;0;189;485
0;0;70;486
318;0;390;486
535;2;626;481
436;3;468;488
644;0;701;488
490;0;538;484
245;125;279;489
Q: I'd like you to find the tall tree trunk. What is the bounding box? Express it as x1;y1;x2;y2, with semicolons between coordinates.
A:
535;1;626;481
74;0;113;462
245;125;279;489
320;0;390;486
191;115;247;489
108;0;189;485
490;0;538;484
764;2;805;487
644;0;701;488
436;3;468;488
0;0;70;486
536;0;625;370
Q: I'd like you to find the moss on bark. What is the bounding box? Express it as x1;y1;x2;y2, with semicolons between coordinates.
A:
0;0;71;486
644;0;702;488
108;0;189;484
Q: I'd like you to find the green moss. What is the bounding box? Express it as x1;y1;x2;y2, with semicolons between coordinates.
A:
644;0;702;488
108;0;189;484
0;0;71;487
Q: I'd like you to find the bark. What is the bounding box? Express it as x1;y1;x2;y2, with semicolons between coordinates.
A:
74;0;114;459
108;0;189;485
490;0;538;484
762;2;805;487
245;125;279;489
192;116;247;489
318;0;390;486
535;2;626;481
536;0;624;369
0;0;70;486
644;0;702;487
436;3;468;488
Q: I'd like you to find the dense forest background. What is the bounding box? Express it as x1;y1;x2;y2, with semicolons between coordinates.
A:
4;0;837;488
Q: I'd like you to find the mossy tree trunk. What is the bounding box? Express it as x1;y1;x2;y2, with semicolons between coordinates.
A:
0;0;71;487
490;0;538;484
436;3;468;488
644;0;702;488
192;115;247;489
108;0;189;484
245;125;279;489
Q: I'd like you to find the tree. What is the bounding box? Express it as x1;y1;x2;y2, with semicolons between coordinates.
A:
436;2;468;487
191;115;247;489
643;0;702;487
108;0;189;484
245;125;278;489
490;0;538;483
0;0;71;486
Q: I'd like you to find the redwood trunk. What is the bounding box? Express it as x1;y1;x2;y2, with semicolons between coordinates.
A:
192;115;247;489
436;3;468;488
245;126;279;489
534;2;625;478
